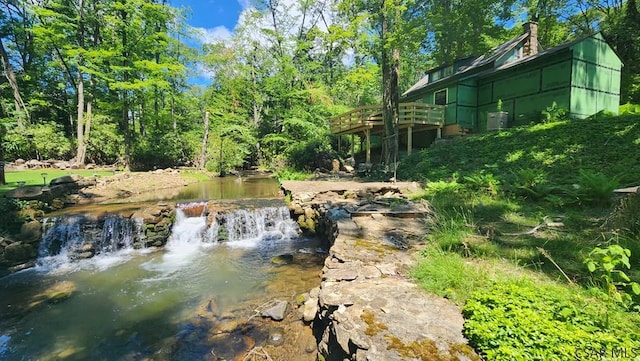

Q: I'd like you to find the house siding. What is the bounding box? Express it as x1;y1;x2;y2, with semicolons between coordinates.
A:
569;33;622;118
476;51;573;128
402;32;621;136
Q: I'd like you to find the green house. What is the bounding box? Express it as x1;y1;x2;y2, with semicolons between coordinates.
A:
402;22;622;136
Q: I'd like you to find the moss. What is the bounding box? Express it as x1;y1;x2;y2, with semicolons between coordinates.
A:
384;335;478;361
355;238;395;256
360;309;388;336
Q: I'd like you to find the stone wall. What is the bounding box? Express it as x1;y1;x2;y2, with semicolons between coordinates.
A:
281;180;479;361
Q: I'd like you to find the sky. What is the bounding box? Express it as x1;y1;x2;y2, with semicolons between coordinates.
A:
169;0;247;43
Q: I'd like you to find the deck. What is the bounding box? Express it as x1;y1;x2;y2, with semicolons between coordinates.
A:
329;102;445;162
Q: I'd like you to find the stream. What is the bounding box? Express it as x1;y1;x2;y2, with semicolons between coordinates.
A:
0;175;325;361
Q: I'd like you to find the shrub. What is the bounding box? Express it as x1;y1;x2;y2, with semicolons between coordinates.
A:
85;115;124;164
463;280;640;360
573;169;620;206
286;137;338;171
0;198;25;236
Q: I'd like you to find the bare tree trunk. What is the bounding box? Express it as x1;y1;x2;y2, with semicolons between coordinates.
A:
381;0;399;168
76;63;86;164
0;125;5;185
0;37;29;128
75;0;88;165
199;111;210;169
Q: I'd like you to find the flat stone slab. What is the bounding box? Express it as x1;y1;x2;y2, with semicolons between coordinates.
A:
317;206;478;360
262;300;288;321
281;180;421;198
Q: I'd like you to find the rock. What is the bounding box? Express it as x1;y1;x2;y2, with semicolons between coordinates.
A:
262;300;288;321
4;243;36;262
267;327;285;346
28;281;76;309
323;268;358;282
302;298;318;322
5;186;52;203
331;159;340;173
19;220;42;243
309;287;320;299
271;254;294;265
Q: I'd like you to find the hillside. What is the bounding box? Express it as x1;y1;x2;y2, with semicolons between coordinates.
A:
398;114;640;188
397;113;640;360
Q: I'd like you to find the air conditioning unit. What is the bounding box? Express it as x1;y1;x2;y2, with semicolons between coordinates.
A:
487;111;508;131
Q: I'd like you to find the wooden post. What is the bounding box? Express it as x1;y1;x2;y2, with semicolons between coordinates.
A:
350;134;355;159
437;126;442;139
365;129;371;164
407;126;413;156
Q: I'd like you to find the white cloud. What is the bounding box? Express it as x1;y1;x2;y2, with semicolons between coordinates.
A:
194;26;233;44
237;0;252;9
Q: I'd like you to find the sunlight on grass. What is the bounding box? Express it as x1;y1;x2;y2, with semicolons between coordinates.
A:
505;150;523;162
0;169;115;195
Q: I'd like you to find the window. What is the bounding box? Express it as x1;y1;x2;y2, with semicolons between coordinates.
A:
434;89;447;105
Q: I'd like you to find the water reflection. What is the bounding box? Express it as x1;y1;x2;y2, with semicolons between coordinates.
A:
175;174;281;201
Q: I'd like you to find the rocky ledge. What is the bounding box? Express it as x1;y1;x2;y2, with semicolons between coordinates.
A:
281;180;480;361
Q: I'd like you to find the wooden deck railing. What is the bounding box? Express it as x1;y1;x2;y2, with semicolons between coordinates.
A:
329;102;445;135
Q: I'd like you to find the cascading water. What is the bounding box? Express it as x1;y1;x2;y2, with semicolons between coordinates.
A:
0;189;325;361
37;215;142;271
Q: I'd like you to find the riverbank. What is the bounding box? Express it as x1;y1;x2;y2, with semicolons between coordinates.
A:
281;180;479;361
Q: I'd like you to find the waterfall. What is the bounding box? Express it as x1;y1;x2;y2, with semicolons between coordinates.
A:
171;204;300;247
35;204;300;272
37;215;142;271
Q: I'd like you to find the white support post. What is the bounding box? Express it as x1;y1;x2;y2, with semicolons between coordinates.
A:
407;126;413;156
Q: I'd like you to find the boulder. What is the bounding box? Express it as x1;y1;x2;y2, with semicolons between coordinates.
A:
5;186;53;203
19;220;42;243
302;298;318;322
4;243;37;262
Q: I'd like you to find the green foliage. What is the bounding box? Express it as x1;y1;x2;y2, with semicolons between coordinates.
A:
132;130;190;170
398;115;640;205
584;244;640;307
463;280;640;361
274;168;314;182
4;123;72;160
287;137;338;171
540;101;568;123
0;198;26;236
619;103;640;115
574;169;620;206
462;170;500;196
85;115;124;164
412;245;484;304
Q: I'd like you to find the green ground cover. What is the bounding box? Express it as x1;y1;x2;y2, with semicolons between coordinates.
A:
400;112;640;360
0;169;115;195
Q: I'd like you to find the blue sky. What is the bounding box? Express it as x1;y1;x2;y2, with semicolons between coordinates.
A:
169;0;250;84
170;0;246;41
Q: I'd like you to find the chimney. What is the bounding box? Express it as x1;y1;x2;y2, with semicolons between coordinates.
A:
523;21;539;57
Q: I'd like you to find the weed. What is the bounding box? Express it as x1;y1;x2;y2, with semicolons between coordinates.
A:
584;243;640;307
573;169;620;206
540;101;568;123
411;245;483;304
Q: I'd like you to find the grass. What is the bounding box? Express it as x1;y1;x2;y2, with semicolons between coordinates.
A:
0;169;116;195
0;168;213;196
402;113;640;359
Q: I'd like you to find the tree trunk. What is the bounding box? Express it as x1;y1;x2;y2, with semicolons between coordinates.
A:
380;0;399;169
76;64;86;164
199;111;210;168
0;37;29;129
0;125;5;185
